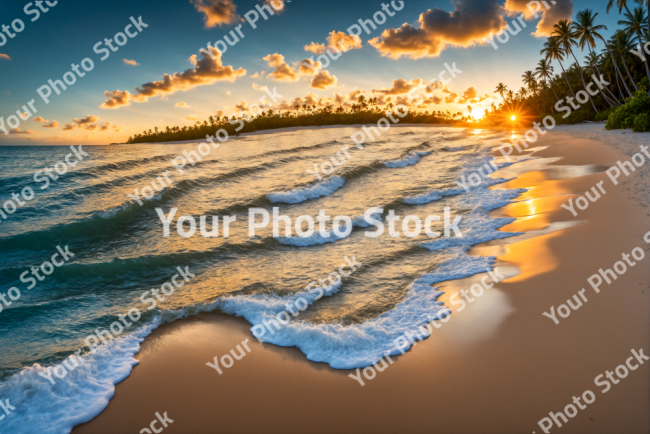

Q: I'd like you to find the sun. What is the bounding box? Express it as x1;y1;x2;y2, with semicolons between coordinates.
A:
511;115;516;121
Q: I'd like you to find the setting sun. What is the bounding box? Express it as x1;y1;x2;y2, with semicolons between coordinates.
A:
511;115;516;121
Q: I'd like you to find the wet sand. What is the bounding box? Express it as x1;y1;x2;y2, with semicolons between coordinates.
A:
73;125;650;434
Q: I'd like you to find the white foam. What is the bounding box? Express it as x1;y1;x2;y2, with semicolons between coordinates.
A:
215;248;496;369
267;176;345;204
384;151;430;168
276;211;382;246
403;187;464;205
0;320;161;434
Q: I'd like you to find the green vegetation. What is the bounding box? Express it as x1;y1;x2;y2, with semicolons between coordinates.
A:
480;4;649;131
606;84;650;130
126;103;463;144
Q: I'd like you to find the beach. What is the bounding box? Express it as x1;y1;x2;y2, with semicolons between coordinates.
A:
70;124;650;434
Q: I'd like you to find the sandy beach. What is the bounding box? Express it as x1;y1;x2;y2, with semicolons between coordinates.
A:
71;124;650;434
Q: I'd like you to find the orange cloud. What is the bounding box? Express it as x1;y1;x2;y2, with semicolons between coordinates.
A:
373;78;423;95
0;54;10;60
298;57;320;74
458;87;477;104
263;0;285;11
191;0;239;28
175;102;190;108
186;115;197;121
310;70;337;89
123;59;140;66
503;0;574;37
100;48;246;109
263;53;299;82
42;121;59;128
9;128;34;134
369;0;506;59
305;31;362;54
113;125;124;132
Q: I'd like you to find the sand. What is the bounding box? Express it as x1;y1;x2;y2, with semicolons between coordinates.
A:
72;124;650;434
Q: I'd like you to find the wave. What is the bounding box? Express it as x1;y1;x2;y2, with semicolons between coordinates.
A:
268;176;345;204
241;140;340;161
276;211;382;247
403;186;465;205
384;151;431;168
217;247;496;369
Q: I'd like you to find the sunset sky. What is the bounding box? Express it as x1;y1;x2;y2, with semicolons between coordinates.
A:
0;0;623;145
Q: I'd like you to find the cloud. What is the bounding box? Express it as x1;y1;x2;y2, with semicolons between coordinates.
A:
234;101;251;112
100;122;111;131
61;115;101;131
250;72;263;79
9;128;34;134
175;102;191;108
123;59;140;66
113;125;124;132
503;0;574;37
226;90;232;95
73;115;99;125
445;92;459;103
100;48;246;109
304;42;326;54
369;0;506;59
373;78;423;95
42;121;59;128
34;117;45;123
252;83;268;91
0;54;10;60
186;115;197;121
458;87;477;104
310;70;337;89
191;0;239;28
216;110;225;118
263;53;299;82
298;57;320;74
263;0;285;11
304;31;362;54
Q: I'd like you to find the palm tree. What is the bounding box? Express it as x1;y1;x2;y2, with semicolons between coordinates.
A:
541;37;577;99
608;0;650;86
573;9;622;105
507;89;515;102
495;83;508;101
535;59;561;102
522;70;536;92
552;20;598;112
517;87;528;99
611;29;641;91
584;52;620;105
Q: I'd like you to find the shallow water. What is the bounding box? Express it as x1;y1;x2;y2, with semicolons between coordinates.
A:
0;126;525;433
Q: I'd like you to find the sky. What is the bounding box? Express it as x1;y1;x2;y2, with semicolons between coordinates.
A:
0;0;627;145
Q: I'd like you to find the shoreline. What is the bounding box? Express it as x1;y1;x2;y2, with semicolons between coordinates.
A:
72;124;650;433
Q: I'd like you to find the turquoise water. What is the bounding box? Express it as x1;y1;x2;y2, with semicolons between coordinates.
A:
0;126;524;433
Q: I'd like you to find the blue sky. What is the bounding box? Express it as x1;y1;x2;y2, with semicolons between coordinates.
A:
0;0;627;144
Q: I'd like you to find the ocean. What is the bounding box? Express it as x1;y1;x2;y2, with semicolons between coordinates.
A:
0;126;526;433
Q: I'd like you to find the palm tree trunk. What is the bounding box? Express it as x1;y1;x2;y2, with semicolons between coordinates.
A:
621;56;639;91
589;50;621;105
591;66;616;107
605;44;634;98
557;60;577;99
567;48;598;112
